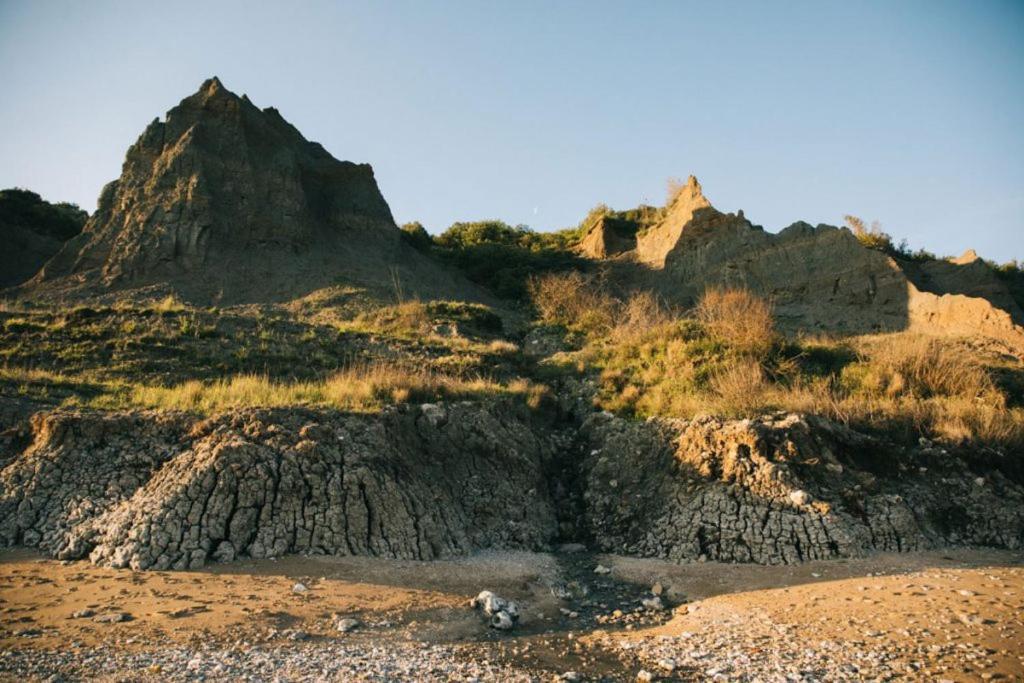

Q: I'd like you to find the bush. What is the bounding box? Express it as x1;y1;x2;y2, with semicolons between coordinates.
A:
856;335;996;401
695;287;775;357
528;272;617;336
400;221;432;251
431;220;586;300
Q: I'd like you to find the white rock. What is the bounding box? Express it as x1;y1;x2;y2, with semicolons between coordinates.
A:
641;596;665;611
335;617;360;633
636;671;654;682
657;657;677;672
789;489;811;506
490;610;515;630
292;582;308;594
594;564;612;575
420;403;447;426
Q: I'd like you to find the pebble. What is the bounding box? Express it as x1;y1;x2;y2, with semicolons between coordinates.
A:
334;617;360;633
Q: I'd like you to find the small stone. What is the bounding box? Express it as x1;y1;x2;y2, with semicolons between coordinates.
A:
335;617;360;633
594;565;612;575
636;671;654;682
491;610;515;630
651;582;664;596
471;590;508;616
657;657;677;672
93;612;131;624
789;489;811;506
70;609;95;619
292;582;308;594
641;596;665;611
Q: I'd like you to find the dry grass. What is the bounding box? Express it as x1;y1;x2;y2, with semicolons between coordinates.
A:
583;308;1024;449
355;300;433;337
695;287;776;356
121;361;506;413
611;291;672;342
528;272;617;336
854;335;996;401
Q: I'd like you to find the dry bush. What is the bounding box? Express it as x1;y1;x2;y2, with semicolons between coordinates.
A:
666;177;687;205
528;272;617;336
151;294;185;313
709;359;768;416
611;291;672;342
695;287;775;356
859;335;996;401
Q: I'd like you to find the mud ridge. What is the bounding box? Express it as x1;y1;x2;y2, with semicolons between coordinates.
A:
1;402;1022;569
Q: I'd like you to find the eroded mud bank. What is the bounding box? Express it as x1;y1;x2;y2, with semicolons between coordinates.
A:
1;401;1022;569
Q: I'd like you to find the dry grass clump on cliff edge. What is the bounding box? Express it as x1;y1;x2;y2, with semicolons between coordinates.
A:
111;361;543;414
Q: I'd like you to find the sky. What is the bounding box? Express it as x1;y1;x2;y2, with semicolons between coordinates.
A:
1;0;1022;262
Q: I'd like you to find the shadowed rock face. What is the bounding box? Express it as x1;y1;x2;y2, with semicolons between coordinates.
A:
26;77;476;304
580;412;1024;564
578;215;639;259
0;403;558;570
2;403;1022;569
0;189;87;288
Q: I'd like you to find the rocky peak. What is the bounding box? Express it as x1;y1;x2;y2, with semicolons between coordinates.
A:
26;78;477;304
953;249;981;265
635;174;736;267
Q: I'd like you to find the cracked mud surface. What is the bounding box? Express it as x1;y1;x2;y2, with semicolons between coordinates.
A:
2;548;1022;681
3;402;1022;573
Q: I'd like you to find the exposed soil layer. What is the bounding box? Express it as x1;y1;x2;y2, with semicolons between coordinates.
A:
0;403;557;570
1;402;1023;571
580;411;1024;564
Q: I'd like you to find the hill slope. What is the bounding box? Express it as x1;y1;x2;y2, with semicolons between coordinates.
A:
21;77;480;305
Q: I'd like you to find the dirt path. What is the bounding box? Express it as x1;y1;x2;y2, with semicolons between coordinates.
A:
1;548;1022;680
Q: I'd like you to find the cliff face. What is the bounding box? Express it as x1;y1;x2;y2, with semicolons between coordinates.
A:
596;176;1024;350
27;78;477;304
3;404;1021;569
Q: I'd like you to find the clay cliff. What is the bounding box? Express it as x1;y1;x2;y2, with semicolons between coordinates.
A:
22;77;477;304
582;176;1024;351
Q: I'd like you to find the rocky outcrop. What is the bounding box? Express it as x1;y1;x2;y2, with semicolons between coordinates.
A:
3;402;1023;569
578;215;638;259
580;412;1024;564
635;176;712;267
0;188;87;287
0;403;556;569
593;176;1024;350
22;77;479;304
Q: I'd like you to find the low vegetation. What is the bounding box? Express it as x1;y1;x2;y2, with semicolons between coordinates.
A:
529;272;1024;449
3;255;1022;451
112;362;532;414
429;220;585;300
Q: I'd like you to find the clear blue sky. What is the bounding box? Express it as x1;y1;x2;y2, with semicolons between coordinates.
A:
1;0;1022;261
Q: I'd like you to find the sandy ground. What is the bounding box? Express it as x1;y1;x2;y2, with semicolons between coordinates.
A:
1;547;1022;681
